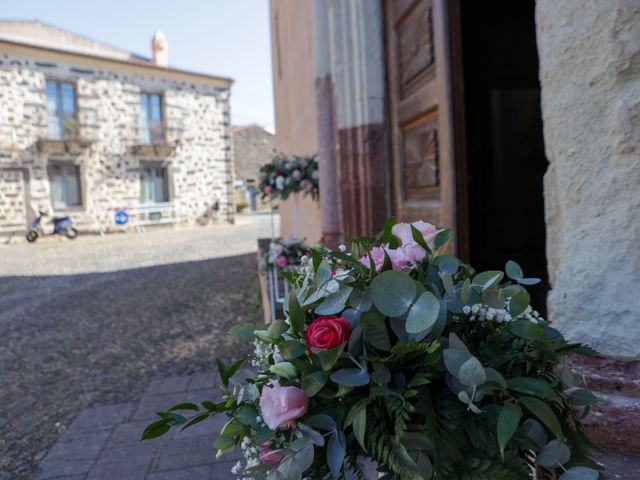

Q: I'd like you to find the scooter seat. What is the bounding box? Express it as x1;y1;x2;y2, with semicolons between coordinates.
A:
52;216;69;223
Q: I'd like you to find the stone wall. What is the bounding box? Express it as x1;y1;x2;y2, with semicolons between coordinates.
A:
0;49;233;233
536;0;640;357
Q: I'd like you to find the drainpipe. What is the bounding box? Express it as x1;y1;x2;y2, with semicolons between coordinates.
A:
313;0;343;247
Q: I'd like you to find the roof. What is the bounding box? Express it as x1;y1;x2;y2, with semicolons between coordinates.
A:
0;20;233;85
231;124;275;135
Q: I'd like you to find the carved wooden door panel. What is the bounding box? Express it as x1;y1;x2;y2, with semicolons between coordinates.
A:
385;0;465;253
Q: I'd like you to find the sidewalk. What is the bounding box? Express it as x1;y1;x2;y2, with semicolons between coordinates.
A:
33;374;241;480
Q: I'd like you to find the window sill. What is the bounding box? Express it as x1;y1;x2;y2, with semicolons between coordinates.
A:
131;143;177;157
37;138;92;154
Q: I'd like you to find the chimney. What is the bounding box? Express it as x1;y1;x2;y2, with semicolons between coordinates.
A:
151;31;168;67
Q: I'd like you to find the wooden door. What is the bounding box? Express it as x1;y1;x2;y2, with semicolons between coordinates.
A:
385;0;467;255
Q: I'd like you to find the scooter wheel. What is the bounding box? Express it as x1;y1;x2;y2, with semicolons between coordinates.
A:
64;227;79;239
26;230;38;242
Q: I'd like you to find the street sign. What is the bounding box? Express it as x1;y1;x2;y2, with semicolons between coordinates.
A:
114;210;129;225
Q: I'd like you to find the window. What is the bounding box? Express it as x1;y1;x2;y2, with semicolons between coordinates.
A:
140;92;164;144
46;80;78;140
141;167;169;203
48;164;82;208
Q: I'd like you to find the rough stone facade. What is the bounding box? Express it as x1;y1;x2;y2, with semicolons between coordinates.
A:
536;0;640;358
0;45;233;234
232;124;274;211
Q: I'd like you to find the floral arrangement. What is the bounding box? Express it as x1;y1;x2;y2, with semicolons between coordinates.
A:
259;155;319;201
142;219;600;480
264;237;310;271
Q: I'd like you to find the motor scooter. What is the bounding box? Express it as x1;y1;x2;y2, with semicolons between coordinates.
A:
26;210;78;243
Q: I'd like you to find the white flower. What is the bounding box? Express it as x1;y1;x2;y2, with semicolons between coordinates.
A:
275;176;285;190
338;244;347;252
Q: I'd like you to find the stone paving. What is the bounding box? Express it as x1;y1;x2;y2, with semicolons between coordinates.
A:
33;373;241;480
0;213;277;479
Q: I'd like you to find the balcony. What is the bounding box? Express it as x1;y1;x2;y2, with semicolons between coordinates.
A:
131;121;179;157
37;118;92;154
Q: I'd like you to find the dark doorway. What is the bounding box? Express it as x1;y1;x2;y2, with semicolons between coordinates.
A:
460;0;549;310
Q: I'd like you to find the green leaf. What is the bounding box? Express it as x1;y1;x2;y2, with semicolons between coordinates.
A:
279;340;307;360
568;388;599;406
559;467;599;480
316;260;333;287
461;278;471;304
302;371;328;397
448;333;469;351
330;368;370;387
458;357;487;387
434;228;452;250
370;271;417;317
267;320;290;337
510;319;547;341
230;323;256;342
519;277;542;285
505;260;524;280
484;368;507;388
235;404;259;428
443;348;472;377
141;418;171;440
520;396;564;441
315;286;353;315
383;217;399;248
298;423;325;447
304;414;336;431
168;402;199;412
362;312;391;351
226;358;246;382
411;225;431;253
180;412;210;431
349;289;373;312
497;403;522;458
405;291;440;334
315;343;345;371
288;292;305;335
346;403;367;450
327;430;346;478
509;289;531;317
472;271;504;289
537;440;571;467
270;362;298;379
507;377;558;400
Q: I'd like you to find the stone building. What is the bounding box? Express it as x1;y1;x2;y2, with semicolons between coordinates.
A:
232;124;274;211
270;0;640;465
0;21;234;235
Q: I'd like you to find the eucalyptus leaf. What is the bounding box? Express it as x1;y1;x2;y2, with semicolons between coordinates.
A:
349;289;373;312
315;286;353;315
443;348;472;377
303;414;336;431
537;440;570;467
568;388;599;406
472;271;504;288
279;340;306;360
406;291;440;334
267;320;290;337
370;271;417;317
505;260;524;280
458;357;487;387
315;343;345;371
509;289;531;318
315;260;332;287
559;467;599;480
288;293;305;335
327;430;346;478
330;368;370;387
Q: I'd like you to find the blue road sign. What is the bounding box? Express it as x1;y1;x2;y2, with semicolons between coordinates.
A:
114;210;129;225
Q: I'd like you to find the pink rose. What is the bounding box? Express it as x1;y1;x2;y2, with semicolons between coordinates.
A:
300;179;312;191
260;443;285;467
391;221;440;250
359;246;386;272
276;256;288;267
306;316;352;349
259;380;309;430
272;244;284;256
386;247;414;272
292;169;301;180
264;185;273;195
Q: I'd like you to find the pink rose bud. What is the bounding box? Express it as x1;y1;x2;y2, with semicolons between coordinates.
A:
391;221;440;250
264;185;273;195
259;380;309;430
276;255;288;267
259;442;285;467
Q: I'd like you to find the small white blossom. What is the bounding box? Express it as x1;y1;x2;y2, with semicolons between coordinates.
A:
338;244;347;252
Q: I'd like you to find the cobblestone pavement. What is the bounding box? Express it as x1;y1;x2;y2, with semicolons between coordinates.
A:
32;373;242;480
0;214;277;479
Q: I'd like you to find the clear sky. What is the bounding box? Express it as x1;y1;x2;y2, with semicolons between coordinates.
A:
2;0;275;130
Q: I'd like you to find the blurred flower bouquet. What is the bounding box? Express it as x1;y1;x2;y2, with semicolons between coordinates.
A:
259;155;319;201
143;219;600;480
264;237;310;271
